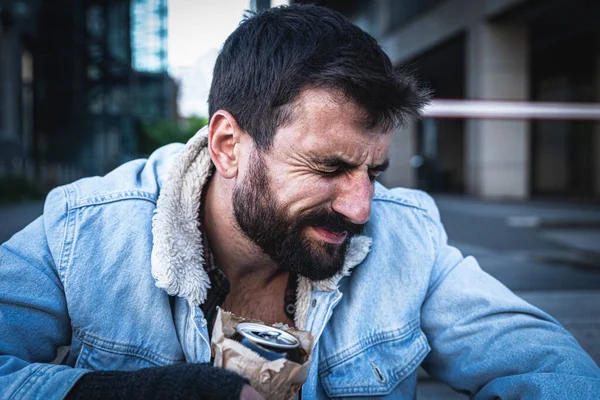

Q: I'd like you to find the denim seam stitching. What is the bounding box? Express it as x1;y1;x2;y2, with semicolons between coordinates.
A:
319;317;420;371
70;191;157;209
75;343;91;369
54;186;70;283
9;363;47;400
372;196;428;211
75;335;164;367
320;328;415;371
419;204;450;299
74;329;167;365
322;333;429;395
417;204;439;255
73;328;178;365
58;185;78;286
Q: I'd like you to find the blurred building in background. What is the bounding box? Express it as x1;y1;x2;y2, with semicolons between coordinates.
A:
132;0;178;121
3;0;599;199
293;0;600;200
0;0;177;190
0;0;41;184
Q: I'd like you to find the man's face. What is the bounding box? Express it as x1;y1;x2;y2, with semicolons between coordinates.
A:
233;89;392;281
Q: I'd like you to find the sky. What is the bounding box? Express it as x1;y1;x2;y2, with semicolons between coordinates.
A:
168;0;249;71
167;0;290;116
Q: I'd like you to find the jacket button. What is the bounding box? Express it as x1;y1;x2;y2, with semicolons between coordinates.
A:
312;299;317;307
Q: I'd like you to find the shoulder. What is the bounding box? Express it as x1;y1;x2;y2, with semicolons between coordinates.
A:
39;144;184;283
367;183;444;261
48;143;184;211
372;183;441;224
41;144;184;262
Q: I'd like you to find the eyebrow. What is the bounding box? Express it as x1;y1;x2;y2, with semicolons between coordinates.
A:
315;156;390;173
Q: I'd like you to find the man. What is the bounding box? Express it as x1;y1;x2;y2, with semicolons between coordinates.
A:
1;4;599;399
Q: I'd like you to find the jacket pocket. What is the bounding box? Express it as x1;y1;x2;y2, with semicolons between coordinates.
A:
75;343;163;371
74;329;178;371
319;325;430;397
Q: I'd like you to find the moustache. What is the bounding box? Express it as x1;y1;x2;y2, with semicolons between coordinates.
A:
298;211;365;236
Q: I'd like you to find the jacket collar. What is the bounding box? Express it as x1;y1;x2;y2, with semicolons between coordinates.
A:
151;127;372;327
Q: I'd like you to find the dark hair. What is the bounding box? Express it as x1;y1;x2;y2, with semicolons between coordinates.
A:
208;4;430;149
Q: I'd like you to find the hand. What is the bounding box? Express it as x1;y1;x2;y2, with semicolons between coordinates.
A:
239;384;265;400
68;363;253;400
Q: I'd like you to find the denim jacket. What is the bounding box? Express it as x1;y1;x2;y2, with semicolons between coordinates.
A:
1;128;599;399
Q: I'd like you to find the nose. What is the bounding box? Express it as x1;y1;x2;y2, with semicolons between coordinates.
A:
331;172;373;226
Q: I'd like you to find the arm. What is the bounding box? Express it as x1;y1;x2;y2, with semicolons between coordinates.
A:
0;201;86;398
419;195;600;399
67;363;251;400
0;189;253;399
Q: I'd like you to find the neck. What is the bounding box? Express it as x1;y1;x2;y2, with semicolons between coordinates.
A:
202;174;287;288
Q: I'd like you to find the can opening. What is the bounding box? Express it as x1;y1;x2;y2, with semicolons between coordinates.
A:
235;322;304;363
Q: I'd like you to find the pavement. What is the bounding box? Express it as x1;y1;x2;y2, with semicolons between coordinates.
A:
1;196;600;399
418;195;600;399
0;200;44;244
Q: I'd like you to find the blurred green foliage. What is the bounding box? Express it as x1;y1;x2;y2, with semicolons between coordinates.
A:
139;116;209;155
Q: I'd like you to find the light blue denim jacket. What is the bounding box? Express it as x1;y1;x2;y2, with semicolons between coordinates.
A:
1;128;599;399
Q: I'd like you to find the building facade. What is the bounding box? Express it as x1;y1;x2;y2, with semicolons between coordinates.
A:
0;0;41;182
0;0;176;190
132;0;177;122
293;0;600;200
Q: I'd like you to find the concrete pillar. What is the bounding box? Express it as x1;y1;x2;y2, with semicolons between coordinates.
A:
381;119;417;189
465;22;530;198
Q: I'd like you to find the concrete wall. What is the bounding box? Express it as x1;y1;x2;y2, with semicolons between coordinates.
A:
380;0;530;65
375;0;533;198
380;120;417;189
465;23;530;198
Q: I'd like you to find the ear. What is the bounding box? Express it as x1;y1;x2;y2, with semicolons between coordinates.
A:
208;110;244;179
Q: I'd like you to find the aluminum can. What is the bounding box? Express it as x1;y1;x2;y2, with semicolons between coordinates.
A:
236;322;300;361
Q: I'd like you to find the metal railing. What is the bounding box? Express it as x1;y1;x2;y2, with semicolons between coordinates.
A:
423;100;600;121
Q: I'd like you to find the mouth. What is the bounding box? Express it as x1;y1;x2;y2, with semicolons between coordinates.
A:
312;227;348;244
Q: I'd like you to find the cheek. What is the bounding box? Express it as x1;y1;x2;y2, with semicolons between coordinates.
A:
272;175;336;213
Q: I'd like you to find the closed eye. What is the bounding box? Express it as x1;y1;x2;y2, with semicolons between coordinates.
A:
368;160;389;182
318;168;343;177
319;167;383;182
314;157;389;180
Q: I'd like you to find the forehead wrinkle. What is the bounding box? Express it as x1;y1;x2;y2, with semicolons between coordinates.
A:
305;141;373;169
281;126;391;172
271;88;392;166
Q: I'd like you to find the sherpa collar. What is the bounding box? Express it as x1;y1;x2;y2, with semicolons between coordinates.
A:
151;127;372;328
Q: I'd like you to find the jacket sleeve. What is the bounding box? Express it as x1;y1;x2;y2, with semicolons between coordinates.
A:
0;187;88;399
418;194;600;399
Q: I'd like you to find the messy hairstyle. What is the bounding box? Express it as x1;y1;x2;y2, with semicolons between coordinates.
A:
208;4;430;149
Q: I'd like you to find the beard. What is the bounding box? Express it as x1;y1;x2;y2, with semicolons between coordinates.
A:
232;150;365;281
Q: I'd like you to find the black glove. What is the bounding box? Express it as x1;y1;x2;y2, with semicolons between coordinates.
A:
67;362;249;400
